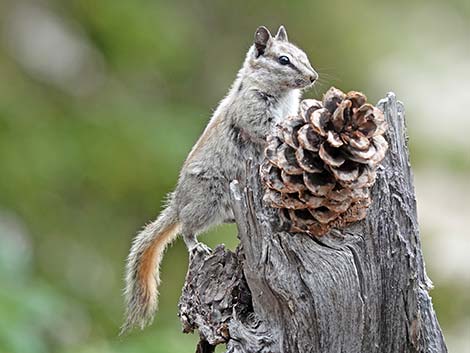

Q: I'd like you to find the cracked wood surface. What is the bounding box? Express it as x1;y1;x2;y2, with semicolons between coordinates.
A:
178;93;447;353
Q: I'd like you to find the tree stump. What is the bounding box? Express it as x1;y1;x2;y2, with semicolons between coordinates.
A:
178;93;448;353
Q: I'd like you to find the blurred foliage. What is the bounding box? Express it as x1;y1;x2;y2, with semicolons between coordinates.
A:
0;0;469;352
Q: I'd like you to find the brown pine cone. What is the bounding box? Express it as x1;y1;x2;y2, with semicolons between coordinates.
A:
260;87;388;236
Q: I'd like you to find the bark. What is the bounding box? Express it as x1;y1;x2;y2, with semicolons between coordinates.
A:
178;93;448;353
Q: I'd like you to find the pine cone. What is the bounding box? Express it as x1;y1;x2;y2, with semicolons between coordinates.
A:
260;87;388;236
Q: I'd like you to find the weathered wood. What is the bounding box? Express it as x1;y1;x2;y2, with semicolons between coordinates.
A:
178;93;447;353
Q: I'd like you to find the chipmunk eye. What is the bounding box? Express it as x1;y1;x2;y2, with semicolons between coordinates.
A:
278;56;290;65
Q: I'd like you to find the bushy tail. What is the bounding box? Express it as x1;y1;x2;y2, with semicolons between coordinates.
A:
121;206;181;334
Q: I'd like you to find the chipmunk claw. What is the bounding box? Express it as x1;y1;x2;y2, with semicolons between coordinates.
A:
189;242;212;259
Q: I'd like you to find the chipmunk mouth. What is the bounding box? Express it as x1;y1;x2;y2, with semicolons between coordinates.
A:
295;78;315;88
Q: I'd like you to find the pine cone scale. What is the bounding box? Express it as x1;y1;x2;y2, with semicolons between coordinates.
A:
296;148;324;173
319;144;346;167
297;125;322;151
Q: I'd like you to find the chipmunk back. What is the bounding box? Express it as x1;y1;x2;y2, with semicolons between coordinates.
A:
122;25;318;332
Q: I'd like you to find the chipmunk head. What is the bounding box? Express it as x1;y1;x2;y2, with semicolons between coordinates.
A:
247;25;318;91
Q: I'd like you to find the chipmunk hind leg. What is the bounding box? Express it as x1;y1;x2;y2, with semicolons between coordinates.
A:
175;171;233;254
178;196;231;255
179;203;226;256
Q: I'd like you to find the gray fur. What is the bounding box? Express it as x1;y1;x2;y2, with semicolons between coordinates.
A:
122;25;318;332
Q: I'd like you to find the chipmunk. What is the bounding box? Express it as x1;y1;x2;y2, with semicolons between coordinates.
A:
122;25;317;332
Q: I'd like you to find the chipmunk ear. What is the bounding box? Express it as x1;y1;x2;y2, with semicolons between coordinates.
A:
275;25;288;42
254;26;272;57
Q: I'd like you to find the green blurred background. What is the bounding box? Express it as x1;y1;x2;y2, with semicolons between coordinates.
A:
0;0;469;352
